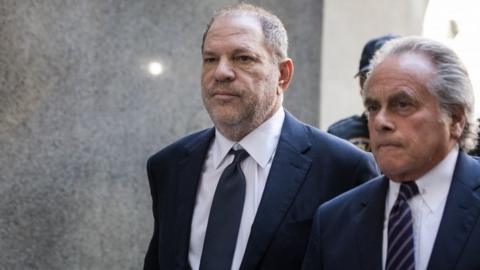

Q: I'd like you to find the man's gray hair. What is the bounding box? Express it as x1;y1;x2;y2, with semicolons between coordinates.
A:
365;36;477;151
201;3;289;61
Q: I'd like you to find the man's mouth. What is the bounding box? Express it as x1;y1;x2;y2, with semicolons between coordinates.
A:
376;142;402;151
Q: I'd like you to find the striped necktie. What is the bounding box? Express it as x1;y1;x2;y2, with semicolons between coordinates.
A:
386;181;419;270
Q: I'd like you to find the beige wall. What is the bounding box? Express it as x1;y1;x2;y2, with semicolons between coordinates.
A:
320;0;429;129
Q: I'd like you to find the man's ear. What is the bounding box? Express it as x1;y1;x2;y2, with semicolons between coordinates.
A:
449;106;466;139
277;58;294;95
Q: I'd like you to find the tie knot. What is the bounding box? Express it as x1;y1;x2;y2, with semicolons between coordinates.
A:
399;181;419;201
230;149;249;164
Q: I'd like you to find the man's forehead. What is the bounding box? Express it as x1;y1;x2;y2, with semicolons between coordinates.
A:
208;12;262;35
365;54;433;95
203;13;270;56
369;53;434;81
364;78;424;101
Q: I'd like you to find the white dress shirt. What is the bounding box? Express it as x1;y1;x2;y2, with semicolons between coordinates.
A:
382;145;459;270
188;108;285;270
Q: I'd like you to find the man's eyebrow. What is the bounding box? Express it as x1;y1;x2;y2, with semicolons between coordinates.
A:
387;91;417;103
202;45;259;55
363;89;418;104
231;46;257;53
202;50;217;56
363;97;378;106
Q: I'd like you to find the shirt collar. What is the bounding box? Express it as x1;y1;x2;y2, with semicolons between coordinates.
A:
211;130;236;169
388;144;459;213
212;107;285;169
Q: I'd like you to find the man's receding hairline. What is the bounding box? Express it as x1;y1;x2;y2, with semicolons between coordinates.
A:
204;11;277;60
206;11;264;37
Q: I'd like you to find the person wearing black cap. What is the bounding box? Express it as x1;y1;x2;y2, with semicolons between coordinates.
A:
327;34;398;151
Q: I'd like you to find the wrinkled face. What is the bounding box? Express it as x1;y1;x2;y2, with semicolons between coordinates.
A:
201;13;282;140
364;53;457;181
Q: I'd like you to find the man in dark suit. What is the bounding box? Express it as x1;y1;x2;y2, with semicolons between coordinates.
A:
144;3;378;270
303;36;480;270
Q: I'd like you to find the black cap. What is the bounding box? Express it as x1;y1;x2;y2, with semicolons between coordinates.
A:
355;34;399;77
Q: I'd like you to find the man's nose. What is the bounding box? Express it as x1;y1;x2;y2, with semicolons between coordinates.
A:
372;109;395;133
214;58;235;82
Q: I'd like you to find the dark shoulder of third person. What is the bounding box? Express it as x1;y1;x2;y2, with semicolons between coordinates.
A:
327;114;368;140
302;123;378;195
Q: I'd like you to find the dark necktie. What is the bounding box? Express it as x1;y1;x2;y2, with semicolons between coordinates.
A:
199;149;249;270
386;181;419;270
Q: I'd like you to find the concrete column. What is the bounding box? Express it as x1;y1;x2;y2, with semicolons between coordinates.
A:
320;0;428;129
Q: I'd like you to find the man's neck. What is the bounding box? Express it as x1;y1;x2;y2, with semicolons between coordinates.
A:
217;106;282;141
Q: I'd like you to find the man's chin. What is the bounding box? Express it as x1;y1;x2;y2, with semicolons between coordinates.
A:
210;113;243;127
378;162;413;181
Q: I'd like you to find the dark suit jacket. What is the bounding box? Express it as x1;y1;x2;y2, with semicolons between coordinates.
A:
302;151;480;270
144;111;378;270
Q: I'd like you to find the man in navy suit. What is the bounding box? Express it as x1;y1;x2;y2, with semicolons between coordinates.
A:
303;37;480;270
144;3;378;270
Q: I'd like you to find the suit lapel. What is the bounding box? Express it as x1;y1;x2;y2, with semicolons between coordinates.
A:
355;177;388;270
173;129;215;268
240;111;312;269
427;152;480;270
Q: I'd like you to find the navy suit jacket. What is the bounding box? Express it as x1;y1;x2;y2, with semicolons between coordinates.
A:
303;151;480;270
144;111;378;270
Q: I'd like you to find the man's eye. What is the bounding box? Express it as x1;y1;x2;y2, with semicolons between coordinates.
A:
365;104;379;113
203;57;217;63
396;100;414;111
237;55;254;63
391;98;417;115
398;101;411;108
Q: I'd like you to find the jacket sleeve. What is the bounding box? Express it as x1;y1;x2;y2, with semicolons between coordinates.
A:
301;207;324;270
